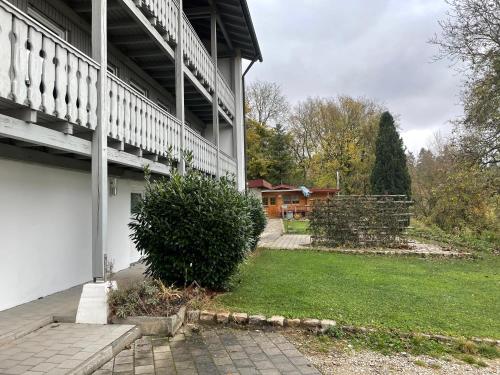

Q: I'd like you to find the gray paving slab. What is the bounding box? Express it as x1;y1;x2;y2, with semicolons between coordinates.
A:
0;323;135;375
95;327;320;375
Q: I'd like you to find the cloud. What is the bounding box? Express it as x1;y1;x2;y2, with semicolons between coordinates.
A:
245;0;463;151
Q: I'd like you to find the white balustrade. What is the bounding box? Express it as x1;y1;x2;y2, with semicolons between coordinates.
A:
136;0;179;43
107;73;182;160
220;151;237;177
132;0;236;119
184;126;217;175
0;1;238;178
0;1;99;128
217;73;235;119
182;14;215;92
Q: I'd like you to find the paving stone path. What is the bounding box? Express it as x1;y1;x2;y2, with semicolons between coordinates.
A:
94;327;321;375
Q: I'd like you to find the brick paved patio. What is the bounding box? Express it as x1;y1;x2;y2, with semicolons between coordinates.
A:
94;327;321;375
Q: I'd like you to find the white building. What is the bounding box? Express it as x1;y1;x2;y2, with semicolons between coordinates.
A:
0;0;262;311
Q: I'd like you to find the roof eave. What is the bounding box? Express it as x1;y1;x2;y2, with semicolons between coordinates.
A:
239;0;263;62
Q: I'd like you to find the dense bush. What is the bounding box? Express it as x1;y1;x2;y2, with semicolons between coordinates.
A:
245;193;267;250
130;171;255;290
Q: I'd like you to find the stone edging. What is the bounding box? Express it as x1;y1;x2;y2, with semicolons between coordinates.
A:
186;309;500;347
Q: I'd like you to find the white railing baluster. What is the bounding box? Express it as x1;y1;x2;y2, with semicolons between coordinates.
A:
66;52;78;122
54;44;68;120
27;26;43;110
77;59;88;127
0;7;11;99
11;17;28;105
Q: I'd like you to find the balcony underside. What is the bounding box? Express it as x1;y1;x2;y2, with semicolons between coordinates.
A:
0;109;171;176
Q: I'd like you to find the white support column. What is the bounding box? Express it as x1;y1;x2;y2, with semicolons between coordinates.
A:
233;50;245;191
91;0;108;280
176;0;185;174
211;8;220;178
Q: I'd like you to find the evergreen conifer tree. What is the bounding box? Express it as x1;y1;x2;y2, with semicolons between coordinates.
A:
370;112;411;197
267;124;294;185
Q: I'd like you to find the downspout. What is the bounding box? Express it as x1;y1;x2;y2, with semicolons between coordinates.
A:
242;59;256;192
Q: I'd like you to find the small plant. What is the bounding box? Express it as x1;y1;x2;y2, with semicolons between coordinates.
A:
459;354;488;367
325;325;344;339
477;343;500;359
413;359;426;367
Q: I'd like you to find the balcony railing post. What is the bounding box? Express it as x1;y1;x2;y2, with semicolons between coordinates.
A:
233;50;245;191
211;7;220;178
91;0;108;281
176;0;185;175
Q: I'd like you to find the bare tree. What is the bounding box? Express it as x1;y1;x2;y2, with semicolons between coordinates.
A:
246;80;289;126
431;0;500;165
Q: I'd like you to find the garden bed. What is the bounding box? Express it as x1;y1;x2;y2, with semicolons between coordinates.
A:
108;280;203;336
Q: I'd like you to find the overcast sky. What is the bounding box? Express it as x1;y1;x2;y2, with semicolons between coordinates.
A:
244;0;464;154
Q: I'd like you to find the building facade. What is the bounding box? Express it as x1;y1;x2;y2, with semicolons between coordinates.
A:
0;0;261;311
248;180;339;218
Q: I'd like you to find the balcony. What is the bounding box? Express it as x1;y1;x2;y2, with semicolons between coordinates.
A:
0;1;237;177
133;0;236;120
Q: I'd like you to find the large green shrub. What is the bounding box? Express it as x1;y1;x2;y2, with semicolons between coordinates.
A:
245;193;267;250
130;171;253;290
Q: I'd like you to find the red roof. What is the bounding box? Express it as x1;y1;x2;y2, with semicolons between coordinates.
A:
247;179;273;189
272;184;297;190
310;188;340;194
248;180;339;194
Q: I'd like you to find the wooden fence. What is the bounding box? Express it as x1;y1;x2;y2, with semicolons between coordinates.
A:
310;195;412;248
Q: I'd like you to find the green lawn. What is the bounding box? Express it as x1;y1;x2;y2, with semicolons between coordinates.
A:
283;220;310;234
216;250;500;338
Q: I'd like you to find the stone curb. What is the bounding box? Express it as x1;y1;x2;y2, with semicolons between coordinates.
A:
186;309;500;347
112;306;186;336
68;325;141;375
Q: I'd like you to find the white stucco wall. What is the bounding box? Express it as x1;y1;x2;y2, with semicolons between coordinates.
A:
0;158;144;311
107;178;145;271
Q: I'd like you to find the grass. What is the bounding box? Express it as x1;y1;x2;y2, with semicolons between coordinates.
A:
283;220;310;234
215;249;500;338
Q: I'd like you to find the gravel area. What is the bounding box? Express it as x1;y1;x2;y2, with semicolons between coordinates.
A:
284;331;500;375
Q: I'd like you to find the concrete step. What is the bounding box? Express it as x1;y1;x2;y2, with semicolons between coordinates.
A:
0;323;140;374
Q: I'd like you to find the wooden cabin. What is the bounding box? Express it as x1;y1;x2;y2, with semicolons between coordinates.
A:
248;180;339;218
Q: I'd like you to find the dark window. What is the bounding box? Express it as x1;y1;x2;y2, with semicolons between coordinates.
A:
283;195;300;204
157;100;171;113
28;6;67;41
270;197;276;205
129;79;148;97
107;63;119;76
262;197;268;206
131;193;143;214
